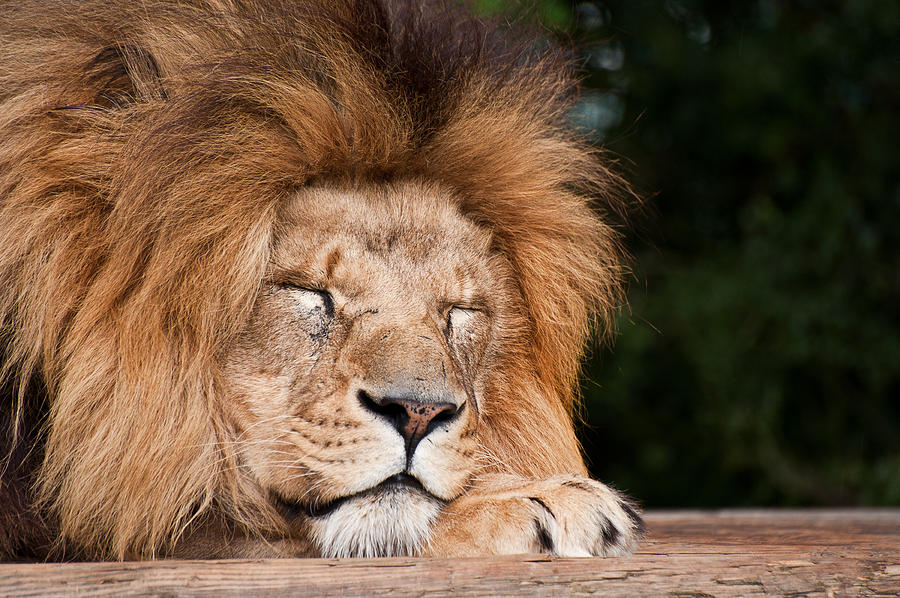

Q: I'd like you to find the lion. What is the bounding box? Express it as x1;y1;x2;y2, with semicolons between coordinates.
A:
0;0;643;561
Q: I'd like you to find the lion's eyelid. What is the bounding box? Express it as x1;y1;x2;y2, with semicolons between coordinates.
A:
446;305;483;332
280;285;335;319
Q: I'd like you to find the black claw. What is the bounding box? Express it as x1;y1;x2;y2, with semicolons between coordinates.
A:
561;479;595;493
527;496;555;519
527;497;556;554
533;518;554;553
599;512;621;546
621;499;646;536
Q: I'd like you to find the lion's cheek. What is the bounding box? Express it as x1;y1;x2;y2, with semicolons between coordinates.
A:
408;428;477;501
290;427;407;501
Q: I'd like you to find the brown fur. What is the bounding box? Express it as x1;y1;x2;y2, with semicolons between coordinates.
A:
0;0;634;560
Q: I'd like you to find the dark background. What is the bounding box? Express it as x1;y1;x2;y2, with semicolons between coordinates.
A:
477;0;900;508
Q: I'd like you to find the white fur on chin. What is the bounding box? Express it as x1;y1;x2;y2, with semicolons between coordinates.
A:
309;487;442;558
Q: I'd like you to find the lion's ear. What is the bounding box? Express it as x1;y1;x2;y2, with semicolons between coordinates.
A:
84;44;166;108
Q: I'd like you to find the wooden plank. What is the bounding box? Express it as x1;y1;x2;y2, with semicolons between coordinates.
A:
2;510;898;597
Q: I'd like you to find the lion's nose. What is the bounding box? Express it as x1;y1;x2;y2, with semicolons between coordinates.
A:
358;390;462;459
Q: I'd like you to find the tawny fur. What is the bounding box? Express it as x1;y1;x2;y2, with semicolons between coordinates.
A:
0;0;634;560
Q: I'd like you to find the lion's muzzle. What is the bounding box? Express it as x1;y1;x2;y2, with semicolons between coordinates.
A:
357;389;464;463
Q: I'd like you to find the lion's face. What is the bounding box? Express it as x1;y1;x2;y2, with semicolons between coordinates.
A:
220;181;513;557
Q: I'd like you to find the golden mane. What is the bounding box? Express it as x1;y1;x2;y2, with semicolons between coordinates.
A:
0;0;630;559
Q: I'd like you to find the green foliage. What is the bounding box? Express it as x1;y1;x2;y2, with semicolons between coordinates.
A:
474;0;573;28
485;0;900;506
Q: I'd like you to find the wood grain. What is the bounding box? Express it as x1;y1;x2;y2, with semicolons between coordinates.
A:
2;510;898;597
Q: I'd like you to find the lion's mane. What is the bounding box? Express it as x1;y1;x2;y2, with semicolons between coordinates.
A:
0;0;629;559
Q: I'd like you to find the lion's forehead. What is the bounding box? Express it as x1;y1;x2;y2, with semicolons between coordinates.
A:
271;182;497;305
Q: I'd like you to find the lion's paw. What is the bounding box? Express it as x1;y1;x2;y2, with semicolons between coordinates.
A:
425;474;644;557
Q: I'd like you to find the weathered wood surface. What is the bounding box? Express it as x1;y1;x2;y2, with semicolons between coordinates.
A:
2;510;898;597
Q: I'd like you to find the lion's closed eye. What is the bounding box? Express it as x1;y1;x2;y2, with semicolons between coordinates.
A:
447;306;483;340
276;283;334;337
278;285;334;318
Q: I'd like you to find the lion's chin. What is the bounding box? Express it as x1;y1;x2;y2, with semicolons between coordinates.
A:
305;476;444;558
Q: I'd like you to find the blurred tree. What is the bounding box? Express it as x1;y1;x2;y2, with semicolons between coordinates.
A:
477;0;900;507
